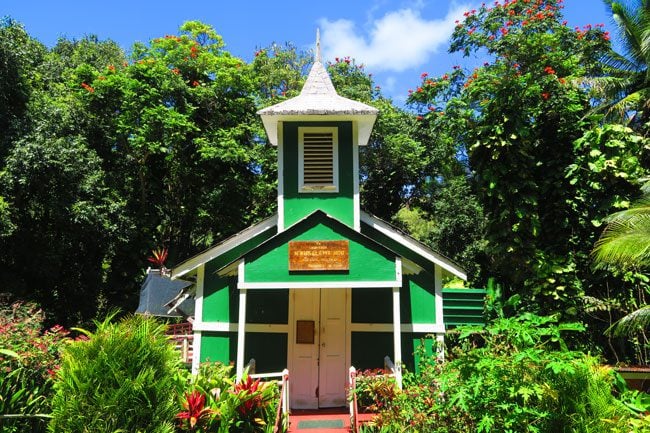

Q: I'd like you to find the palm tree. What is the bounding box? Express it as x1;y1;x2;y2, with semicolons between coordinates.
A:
592;0;650;126
593;183;650;335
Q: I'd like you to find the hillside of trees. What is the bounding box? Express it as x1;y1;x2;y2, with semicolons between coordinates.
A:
1;0;649;364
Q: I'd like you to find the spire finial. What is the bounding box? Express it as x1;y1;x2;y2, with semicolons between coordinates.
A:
316;28;322;63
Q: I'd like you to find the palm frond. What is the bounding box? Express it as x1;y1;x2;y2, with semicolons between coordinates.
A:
608;304;650;335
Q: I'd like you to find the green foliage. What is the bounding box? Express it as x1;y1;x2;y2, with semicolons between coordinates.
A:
0;301;69;433
0;135;125;323
48;313;183;433
0;17;46;155
590;0;650;128
369;314;644;432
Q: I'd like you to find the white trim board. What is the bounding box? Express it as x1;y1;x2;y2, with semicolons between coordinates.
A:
238;280;402;290
172;215;278;279
193;322;289;333
194;321;444;334
349;323;446;333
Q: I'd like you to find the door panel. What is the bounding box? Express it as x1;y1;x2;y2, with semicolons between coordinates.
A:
289;289;320;409
318;288;347;407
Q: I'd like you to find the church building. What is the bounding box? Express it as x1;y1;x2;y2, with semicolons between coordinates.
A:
170;39;483;410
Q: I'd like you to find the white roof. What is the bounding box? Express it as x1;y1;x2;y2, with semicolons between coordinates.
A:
257;61;379;117
257;60;378;146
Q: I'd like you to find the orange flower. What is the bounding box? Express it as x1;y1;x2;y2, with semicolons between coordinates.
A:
81;82;94;93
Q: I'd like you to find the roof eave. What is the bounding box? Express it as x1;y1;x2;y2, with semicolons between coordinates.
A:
360;211;468;280
171;214;278;279
260;113;377;146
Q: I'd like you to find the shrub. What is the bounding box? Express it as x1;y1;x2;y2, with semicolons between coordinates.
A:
48;313;183;433
370;314;648;432
0;301;69;433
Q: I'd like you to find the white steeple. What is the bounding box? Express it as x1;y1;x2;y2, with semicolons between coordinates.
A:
257;31;378;147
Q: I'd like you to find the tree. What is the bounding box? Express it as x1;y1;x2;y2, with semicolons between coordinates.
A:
408;0;643;316
590;0;650;127
0;134;123;323
0;17;45;157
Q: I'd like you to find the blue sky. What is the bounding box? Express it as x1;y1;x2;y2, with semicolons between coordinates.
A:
3;0;613;103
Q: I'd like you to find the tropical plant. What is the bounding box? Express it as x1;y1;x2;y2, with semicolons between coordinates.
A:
177;390;216;432
591;0;650;127
48;313;183;433
593;182;650;340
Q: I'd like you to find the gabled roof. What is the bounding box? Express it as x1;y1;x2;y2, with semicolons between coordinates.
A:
170;211;466;282
135;270;193;317
215;210;397;275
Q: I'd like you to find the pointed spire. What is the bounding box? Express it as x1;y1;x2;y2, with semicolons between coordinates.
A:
316;28;322;63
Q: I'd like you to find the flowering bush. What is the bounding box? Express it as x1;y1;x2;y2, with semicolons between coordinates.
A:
0;301;69;433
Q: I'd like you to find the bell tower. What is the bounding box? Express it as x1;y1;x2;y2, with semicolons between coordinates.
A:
258;32;378;231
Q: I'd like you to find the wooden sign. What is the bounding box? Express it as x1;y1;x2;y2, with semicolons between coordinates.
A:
289;240;349;271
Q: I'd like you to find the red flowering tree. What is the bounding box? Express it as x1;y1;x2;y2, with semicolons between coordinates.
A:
408;0;649;321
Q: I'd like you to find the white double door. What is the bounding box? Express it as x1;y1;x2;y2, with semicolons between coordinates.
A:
289;288;348;409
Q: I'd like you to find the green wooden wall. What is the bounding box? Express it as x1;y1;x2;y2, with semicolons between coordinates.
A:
244;217;396;283
282;121;355;228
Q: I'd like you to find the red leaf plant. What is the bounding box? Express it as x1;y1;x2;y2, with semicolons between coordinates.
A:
147;247;168;268
177;390;216;432
231;375;273;419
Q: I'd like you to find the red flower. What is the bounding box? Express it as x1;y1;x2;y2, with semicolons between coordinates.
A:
171;68;180;75
192;80;200;87
544;66;556;75
416;115;424;121
541;92;550;100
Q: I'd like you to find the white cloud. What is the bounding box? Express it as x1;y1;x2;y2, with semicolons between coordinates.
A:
383;76;397;92
319;2;473;73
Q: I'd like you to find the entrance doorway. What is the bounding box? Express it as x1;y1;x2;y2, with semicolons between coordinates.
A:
289;288;348;409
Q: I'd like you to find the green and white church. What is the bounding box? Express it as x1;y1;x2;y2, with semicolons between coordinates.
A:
171;40;484;410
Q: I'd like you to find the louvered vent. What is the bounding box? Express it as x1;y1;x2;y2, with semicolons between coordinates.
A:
303;132;334;185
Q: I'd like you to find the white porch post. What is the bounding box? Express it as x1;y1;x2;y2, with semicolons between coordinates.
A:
191;265;205;375
392;286;403;389
434;265;445;360
236;260;247;382
393;258;403;389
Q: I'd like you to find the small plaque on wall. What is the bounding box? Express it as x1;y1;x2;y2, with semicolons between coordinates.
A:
296;320;315;344
289;240;349;271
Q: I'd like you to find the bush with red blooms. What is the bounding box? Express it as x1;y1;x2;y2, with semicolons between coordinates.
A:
0;301;70;433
